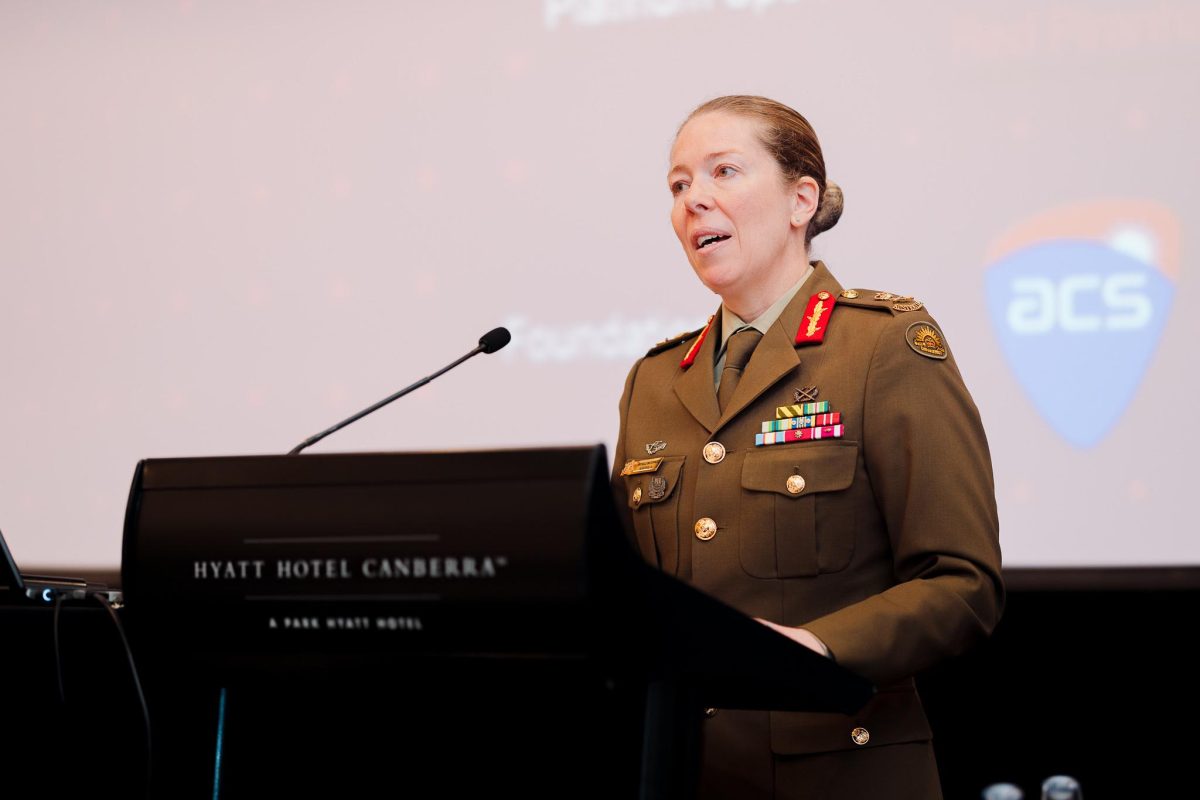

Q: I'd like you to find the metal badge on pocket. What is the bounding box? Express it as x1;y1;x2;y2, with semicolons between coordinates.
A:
648;476;667;500
620;457;664;476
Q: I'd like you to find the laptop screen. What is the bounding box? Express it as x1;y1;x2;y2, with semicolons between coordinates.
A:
0;527;27;597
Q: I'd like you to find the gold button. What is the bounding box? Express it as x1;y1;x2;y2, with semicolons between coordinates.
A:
817;291;831;300
702;441;726;464
786;474;806;494
694;517;717;541
851;727;870;746
841;289;859;299
632;486;642;506
704;707;718;718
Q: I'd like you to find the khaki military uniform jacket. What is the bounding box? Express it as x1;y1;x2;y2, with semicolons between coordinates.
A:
611;261;1003;792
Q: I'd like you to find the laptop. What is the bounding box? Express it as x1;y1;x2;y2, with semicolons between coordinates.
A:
0;526;119;605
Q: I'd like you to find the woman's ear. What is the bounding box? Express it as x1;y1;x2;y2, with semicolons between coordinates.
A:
790;176;820;229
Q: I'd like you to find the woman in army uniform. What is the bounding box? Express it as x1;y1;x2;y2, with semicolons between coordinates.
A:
611;96;1004;799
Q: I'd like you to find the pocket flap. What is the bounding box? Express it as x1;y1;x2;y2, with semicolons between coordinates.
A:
741;442;857;497
626;456;685;509
769;686;932;755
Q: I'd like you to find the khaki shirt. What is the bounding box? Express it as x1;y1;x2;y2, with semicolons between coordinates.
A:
714;266;813;388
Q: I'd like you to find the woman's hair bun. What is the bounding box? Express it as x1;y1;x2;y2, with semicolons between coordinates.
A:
811;180;843;238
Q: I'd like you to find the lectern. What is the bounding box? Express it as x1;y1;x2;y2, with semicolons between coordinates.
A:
122;446;872;798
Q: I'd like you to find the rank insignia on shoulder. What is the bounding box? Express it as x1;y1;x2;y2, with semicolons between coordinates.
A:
906;322;947;359
621;457;664;476
835;290;901;315
891;296;924;313
849;291;924;312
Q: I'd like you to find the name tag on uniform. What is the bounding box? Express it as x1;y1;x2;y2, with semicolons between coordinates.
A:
620;457;664;476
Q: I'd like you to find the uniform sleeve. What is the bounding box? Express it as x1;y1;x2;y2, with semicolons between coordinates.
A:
802;311;1004;686
610;357;643;551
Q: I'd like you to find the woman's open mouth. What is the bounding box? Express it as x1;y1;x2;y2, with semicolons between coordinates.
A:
694;232;732;251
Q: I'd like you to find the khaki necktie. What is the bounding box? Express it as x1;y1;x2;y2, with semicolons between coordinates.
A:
717;327;763;412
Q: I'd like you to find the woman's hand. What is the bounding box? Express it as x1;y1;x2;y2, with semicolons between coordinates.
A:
754;617;832;659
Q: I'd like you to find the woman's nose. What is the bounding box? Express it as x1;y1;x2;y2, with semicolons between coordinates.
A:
683;184;711;213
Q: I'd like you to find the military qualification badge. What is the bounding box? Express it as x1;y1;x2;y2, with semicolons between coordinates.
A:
793;386;819;403
620;457;664;476
648;476;668;500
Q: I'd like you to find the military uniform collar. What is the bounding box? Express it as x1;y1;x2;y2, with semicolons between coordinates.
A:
673;261;843;434
715;265;814;363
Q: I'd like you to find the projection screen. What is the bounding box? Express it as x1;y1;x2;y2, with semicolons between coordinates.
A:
2;0;1197;568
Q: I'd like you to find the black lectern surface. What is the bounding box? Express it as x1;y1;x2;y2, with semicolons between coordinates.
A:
122;445;873;798
123;445;870;709
124;447;610;660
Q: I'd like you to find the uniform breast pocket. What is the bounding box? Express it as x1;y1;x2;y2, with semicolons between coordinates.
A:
623;456;686;571
738;442;858;578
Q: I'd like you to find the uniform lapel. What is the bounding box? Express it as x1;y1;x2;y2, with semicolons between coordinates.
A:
672;310;722;433
714;262;843;431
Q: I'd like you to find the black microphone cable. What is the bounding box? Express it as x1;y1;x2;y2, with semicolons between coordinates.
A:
53;590;66;704
92;591;153;800
48;591;152;797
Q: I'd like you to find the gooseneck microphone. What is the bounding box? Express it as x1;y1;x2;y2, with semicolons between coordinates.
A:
476;326;512;354
287;326;511;455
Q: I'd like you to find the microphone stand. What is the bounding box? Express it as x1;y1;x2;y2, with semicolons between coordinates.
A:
288;344;488;455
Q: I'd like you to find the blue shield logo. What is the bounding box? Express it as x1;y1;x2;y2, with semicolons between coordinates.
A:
985;239;1175;448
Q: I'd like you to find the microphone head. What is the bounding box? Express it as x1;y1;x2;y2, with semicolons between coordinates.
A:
1041;776;1081;800
982;784;1024;800
479;327;511;354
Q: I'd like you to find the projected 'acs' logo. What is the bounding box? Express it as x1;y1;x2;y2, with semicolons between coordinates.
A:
984;201;1179;448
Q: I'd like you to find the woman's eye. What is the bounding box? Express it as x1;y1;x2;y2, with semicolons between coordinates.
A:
670;180;688;195
716;165;736;178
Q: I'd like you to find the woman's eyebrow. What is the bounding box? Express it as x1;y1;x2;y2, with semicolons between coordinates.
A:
668;149;742;175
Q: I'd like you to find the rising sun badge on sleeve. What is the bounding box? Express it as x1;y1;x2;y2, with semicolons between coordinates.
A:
906;322;948;360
